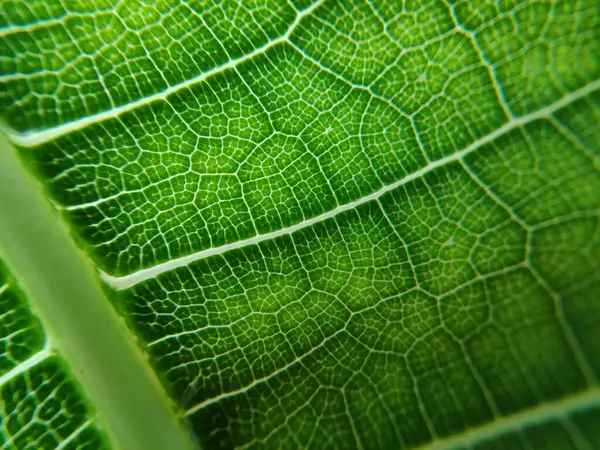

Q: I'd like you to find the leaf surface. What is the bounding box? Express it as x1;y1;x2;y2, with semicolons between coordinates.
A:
0;260;107;449
1;0;600;448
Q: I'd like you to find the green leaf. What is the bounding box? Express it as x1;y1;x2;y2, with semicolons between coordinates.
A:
0;137;198;450
0;259;107;449
1;0;600;449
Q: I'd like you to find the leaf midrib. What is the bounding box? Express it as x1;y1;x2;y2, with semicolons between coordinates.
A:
0;137;198;450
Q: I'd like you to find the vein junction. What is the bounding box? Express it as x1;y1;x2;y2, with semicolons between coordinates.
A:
0;343;52;388
415;388;600;450
2;0;325;147
101;78;600;288
2;2;600;448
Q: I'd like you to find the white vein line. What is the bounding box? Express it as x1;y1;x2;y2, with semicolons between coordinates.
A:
1;0;324;148
0;343;52;388
0;283;9;296
55;419;92;450
0;12;101;38
184;328;346;417
101;79;600;290
415;387;600;450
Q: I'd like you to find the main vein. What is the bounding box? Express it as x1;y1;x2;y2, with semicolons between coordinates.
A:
101;78;600;290
0;137;198;450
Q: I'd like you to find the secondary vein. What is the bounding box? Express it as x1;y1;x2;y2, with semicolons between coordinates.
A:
101;78;600;289
414;387;600;450
0;343;52;388
1;0;325;148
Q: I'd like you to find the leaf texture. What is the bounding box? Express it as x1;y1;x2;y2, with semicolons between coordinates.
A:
1;0;600;449
0;260;107;449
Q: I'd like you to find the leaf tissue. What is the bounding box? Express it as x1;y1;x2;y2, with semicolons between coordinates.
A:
1;0;599;449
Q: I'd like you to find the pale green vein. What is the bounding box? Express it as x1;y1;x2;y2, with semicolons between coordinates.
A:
0;342;52;388
0;11;104;38
0;137;198;450
101;78;600;289
55;419;92;450
184;327;347;416
1;0;325;148
417;388;600;450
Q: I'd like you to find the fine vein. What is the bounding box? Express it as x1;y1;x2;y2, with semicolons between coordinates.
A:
416;387;600;450
2;0;324;148
101;78;600;289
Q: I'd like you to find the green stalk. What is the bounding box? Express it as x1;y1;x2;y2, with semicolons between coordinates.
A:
0;136;199;450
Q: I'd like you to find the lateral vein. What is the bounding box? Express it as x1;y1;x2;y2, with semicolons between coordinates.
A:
184;328;346;416
101;78;600;290
1;0;324;148
0;343;52;388
415;387;600;450
55;419;92;450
